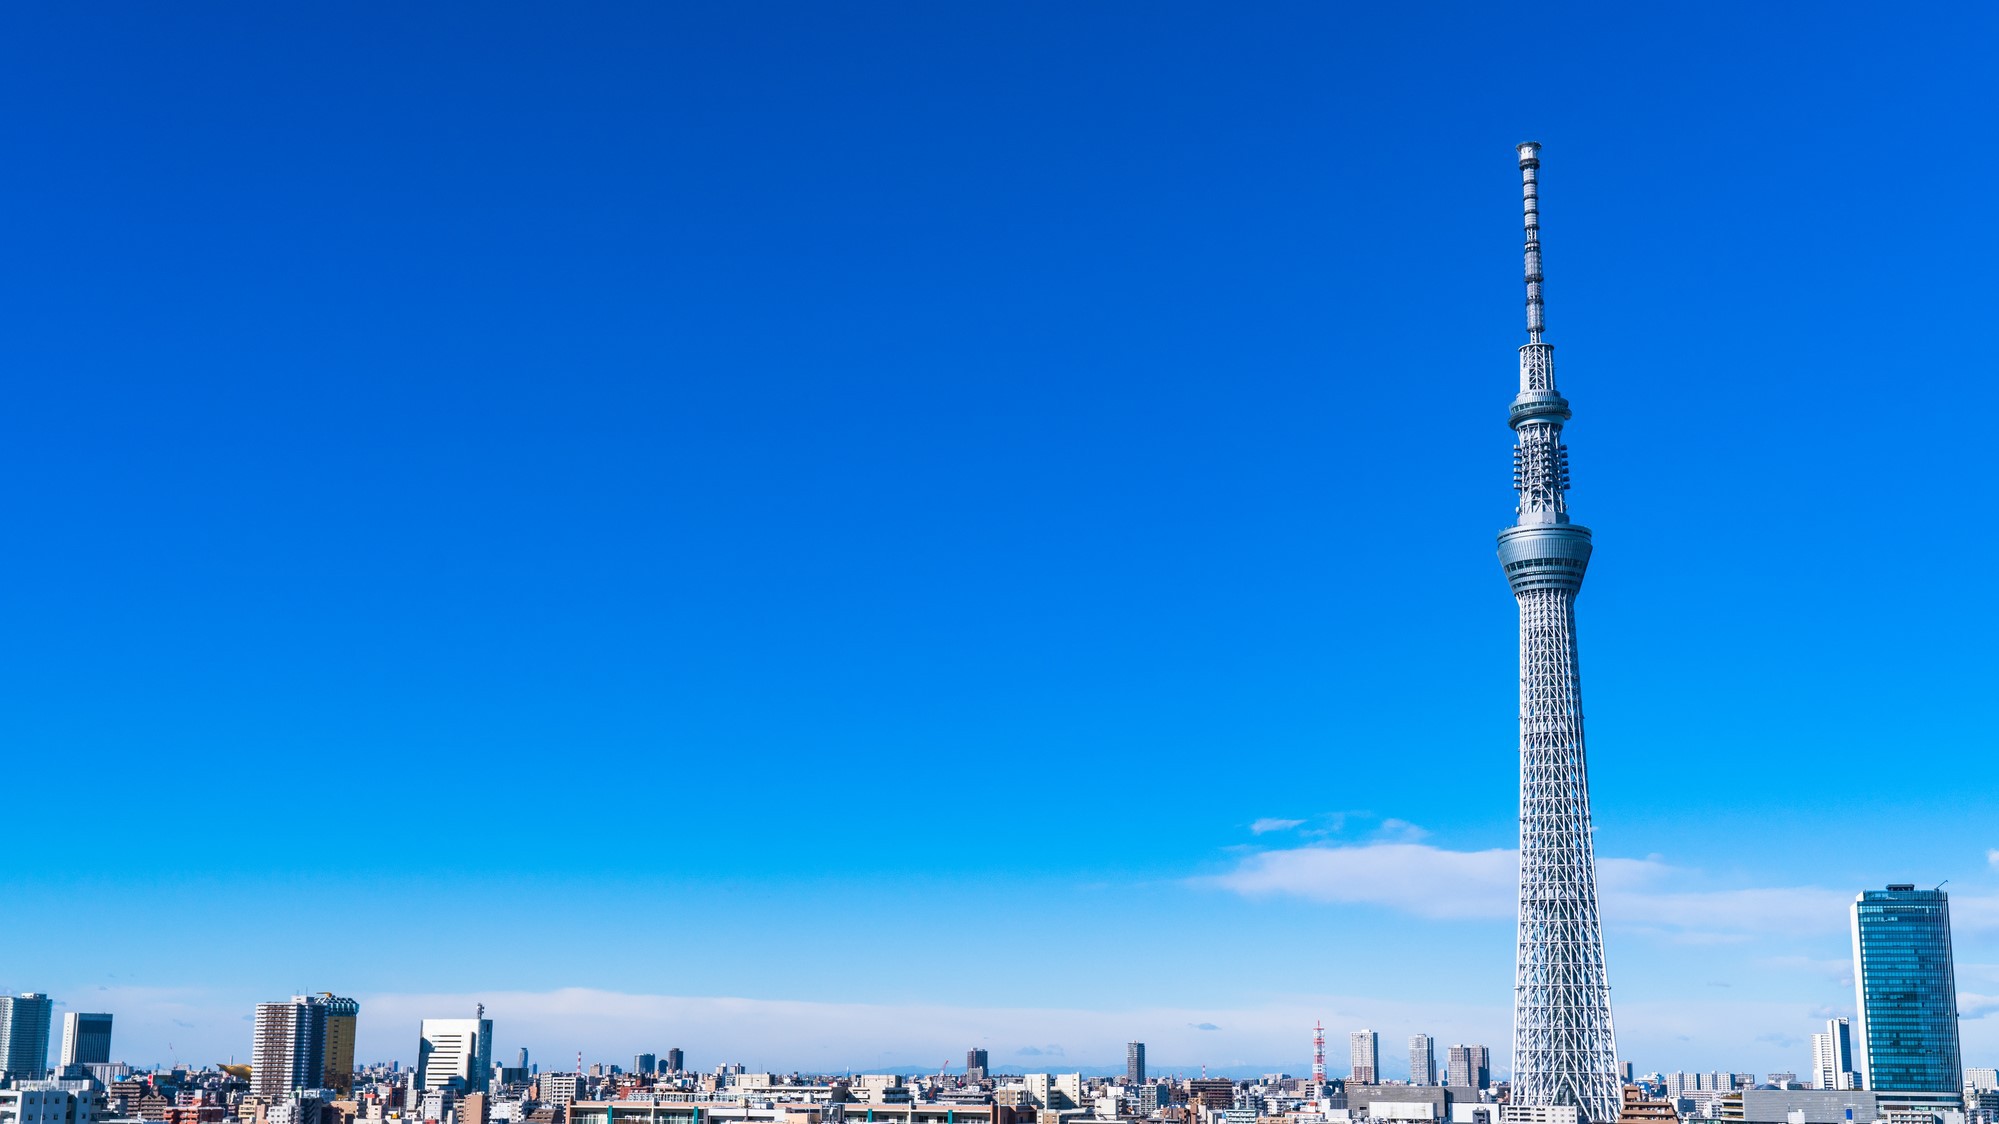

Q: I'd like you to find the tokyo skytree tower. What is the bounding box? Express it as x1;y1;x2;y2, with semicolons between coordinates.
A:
1498;142;1621;1123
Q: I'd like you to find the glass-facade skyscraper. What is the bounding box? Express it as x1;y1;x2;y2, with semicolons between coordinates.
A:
1851;884;1962;1093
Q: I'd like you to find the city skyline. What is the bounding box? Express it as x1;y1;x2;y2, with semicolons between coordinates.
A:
2;0;1997;1085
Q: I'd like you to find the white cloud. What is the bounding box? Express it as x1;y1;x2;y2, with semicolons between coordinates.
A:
1959;993;1999;1020
1376;819;1430;843
1250;818;1305;835
1192;842;1518;920
1194;842;1869;940
1987;849;1999;870
1948;894;1999;934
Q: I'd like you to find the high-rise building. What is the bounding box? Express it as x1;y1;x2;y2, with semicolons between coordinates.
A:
59;1013;113;1069
317;995;358;1094
1409;1036;1436;1086
416;1010;495;1094
665;1049;683;1075
1447;1045;1491;1090
1852;884;1962;1094
966;1048;988;1081
252;997;329;1096
0;994;54;1081
538;1074;579;1106
1126;1043;1145;1087
1349;1031;1378;1084
635;1055;656;1077
1501;141;1621;1124
1811;1018;1857;1090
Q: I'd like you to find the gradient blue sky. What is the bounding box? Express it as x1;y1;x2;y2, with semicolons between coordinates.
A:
2;0;1996;1081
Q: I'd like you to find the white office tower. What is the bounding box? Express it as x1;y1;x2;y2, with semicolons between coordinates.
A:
59;1014;113;1069
1350;1030;1379;1084
1500;141;1620;1124
1410;1035;1437;1086
418;1010;495;1094
1812;1018;1858;1090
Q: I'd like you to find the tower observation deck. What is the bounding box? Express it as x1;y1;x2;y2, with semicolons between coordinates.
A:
1501;142;1621;1123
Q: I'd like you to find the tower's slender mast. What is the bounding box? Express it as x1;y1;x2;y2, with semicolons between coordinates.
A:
1499;142;1621;1123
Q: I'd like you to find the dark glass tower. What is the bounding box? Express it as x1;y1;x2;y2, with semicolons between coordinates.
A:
1851;884;1963;1093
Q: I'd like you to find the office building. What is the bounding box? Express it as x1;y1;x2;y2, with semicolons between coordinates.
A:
252;997;328;1096
1126;1043;1145;1087
1350;1030;1378;1085
1969;1069;1999;1094
1851;884;1962;1094
665;1050;683;1075
317;996;358;1094
635;1056;656;1078
0;994;55;1081
1725;1091;1895;1124
1447;1045;1490;1090
0;1085;93;1124
1024;1074;1081;1110
417;1011;495;1094
1810;1018;1856;1091
539;1075;580;1107
495;1058;530;1088
1187;1080;1235;1110
1500;143;1621;1124
966;1049;988;1081
57;1014;112;1071
1410;1035;1436;1086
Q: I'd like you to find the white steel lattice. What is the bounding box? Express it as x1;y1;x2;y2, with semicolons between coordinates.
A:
1501;143;1620;1124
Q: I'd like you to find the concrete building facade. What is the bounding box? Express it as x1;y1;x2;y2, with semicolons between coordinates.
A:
252;997;328;1097
417;1014;494;1095
1410;1036;1436;1086
1350;1031;1379;1085
0;994;55;1081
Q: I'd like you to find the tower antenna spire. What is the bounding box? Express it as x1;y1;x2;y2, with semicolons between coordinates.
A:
1519;141;1546;344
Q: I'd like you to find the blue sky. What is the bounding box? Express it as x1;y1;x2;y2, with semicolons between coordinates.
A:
2;0;1996;1080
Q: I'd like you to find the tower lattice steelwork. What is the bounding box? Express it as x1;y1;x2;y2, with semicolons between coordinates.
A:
1498;142;1621;1123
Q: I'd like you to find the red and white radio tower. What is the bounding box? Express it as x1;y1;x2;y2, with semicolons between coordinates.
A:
1311;1021;1326;1083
